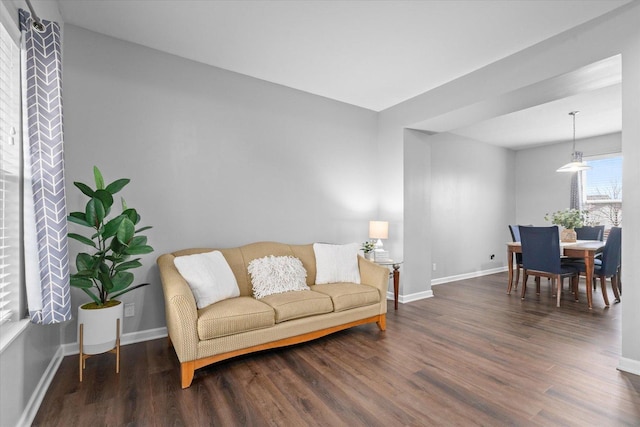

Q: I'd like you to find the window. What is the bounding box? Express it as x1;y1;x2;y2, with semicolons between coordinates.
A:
582;154;622;228
0;15;21;327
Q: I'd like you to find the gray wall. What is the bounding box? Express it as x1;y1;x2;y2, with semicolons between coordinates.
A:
403;130;514;293
516;132;622;227
0;325;60;427
61;25;379;343
403;130;432;297
430;133;515;280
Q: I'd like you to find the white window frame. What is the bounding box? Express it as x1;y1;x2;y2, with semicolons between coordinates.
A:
0;2;28;351
581;152;623;228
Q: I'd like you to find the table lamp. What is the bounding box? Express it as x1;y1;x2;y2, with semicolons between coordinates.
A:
369;221;389;257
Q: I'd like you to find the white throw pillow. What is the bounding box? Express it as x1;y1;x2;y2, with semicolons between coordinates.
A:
313;243;361;284
174;251;240;309
247;256;309;299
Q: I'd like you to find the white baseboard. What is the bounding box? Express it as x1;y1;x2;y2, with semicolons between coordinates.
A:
387;289;434;304
617;356;640;376
17;345;64;427
20;327;168;426
384;266;507;304
62;326;168;356
431;266;508;286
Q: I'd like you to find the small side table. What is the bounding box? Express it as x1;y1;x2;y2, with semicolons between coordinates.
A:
374;259;403;310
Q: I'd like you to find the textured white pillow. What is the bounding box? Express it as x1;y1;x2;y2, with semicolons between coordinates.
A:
247;256;309;299
313;243;361;285
174;251;240;309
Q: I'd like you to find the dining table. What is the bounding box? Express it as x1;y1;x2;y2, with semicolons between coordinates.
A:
507;240;605;309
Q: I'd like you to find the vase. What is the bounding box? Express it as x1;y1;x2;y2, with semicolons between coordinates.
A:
78;300;123;355
365;252;375;261
560;228;577;243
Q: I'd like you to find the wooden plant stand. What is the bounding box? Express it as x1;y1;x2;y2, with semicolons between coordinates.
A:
79;318;120;382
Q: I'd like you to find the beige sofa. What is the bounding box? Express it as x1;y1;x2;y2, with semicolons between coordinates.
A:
157;242;389;388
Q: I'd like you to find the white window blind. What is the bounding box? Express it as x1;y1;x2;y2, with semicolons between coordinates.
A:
0;18;21;326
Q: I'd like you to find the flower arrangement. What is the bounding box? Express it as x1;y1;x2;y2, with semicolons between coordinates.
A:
544;208;586;230
361;241;376;254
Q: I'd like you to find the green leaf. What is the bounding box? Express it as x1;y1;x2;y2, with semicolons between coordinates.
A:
94;189;114;211
70;276;93;289
109;271;134;293
93;166;105;190
102;215;125;240
114;259;142;271
86;198;106;227
68;233;97;248
73;270;96;278
124;245;154;255
116;218;136;245
128;236;147;247
98;272;114;292
110;237;126;255
76;253;95;272
67;212;91;227
121;197;128;211
135;226;152;233
98;261;110;274
73;182;95;198
122;208;139;224
105;178;130;194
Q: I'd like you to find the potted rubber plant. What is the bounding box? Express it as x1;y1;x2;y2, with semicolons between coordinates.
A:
67;166;153;355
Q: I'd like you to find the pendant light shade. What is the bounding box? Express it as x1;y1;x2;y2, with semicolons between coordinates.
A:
557;111;591;172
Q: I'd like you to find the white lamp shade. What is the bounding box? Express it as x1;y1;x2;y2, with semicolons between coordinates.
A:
369;221;389;239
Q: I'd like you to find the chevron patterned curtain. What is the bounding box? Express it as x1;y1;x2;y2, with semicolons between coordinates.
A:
19;10;71;324
569;173;581;210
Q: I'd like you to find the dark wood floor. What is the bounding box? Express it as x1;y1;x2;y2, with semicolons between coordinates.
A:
34;273;640;426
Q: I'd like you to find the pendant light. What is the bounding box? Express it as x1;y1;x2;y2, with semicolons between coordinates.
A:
556;111;591;172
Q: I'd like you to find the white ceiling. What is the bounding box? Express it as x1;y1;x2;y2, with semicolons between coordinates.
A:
56;0;629;148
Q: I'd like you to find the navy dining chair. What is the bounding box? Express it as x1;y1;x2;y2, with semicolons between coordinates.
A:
519;226;580;307
575;225;605;241
508;225;523;291
569;227;621;307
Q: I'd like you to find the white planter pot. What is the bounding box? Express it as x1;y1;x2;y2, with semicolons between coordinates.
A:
78;301;123;355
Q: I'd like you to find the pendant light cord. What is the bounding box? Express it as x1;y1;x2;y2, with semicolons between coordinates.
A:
569;111;579;153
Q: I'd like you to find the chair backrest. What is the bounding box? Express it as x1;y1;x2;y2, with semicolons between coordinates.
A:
508;225;524;264
575;225;605;241
508;225;521;242
519;226;562;274
600;227;622;277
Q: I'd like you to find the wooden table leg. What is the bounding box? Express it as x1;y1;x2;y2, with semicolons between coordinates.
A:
393;265;400;310
584;253;594;309
507;246;514;294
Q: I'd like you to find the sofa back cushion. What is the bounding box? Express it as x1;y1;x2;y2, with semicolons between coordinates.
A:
171;242;319;297
173;250;240;308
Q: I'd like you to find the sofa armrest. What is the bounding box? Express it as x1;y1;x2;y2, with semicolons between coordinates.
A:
157;253;199;362
358;256;390;314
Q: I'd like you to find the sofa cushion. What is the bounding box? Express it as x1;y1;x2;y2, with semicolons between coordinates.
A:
311;283;380;312
248;255;310;298
259;290;333;323
173;250;240;309
313;243;361;284
197;296;275;340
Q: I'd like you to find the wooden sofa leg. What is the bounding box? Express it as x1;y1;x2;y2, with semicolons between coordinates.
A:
181;361;195;389
376;314;386;331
